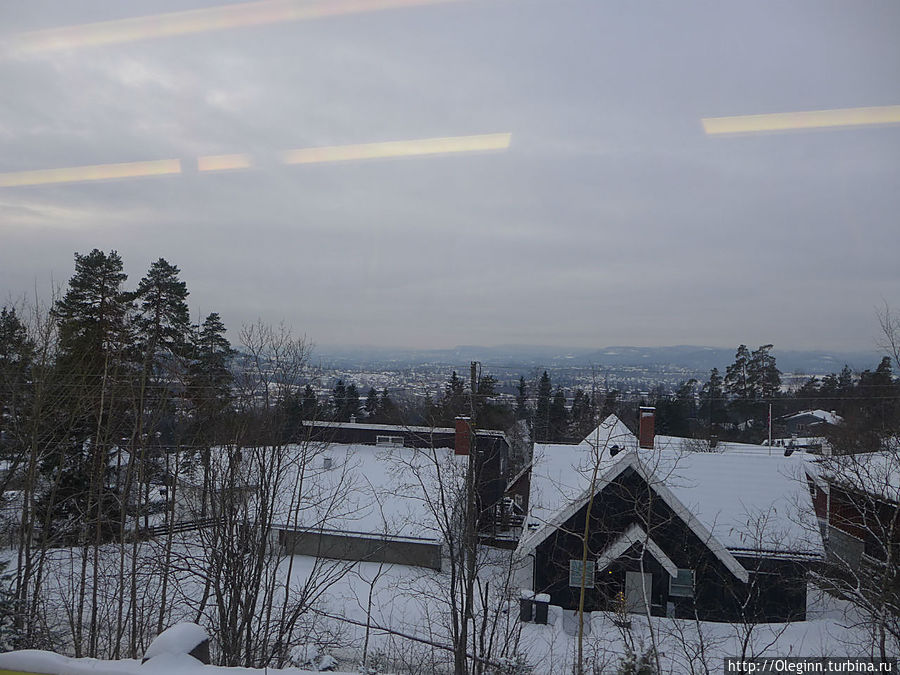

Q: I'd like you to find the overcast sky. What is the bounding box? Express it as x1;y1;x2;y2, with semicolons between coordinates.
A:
1;0;898;352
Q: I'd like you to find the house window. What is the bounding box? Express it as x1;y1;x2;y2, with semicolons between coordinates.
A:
376;435;404;447
568;560;595;588
669;569;694;598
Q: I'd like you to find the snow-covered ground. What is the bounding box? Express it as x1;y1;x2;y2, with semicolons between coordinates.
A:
5;538;894;673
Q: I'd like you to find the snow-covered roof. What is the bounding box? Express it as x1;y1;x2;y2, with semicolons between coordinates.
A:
518;415;821;568
270;443;467;542
810;451;900;503
175;441;469;544
783;409;843;426
303;419;508;439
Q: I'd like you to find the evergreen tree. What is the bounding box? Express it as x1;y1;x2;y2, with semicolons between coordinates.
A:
793;376;821;412
131;259;191;482
330;380;346;421
344;384;360;421
186;313;234;441
549;386;568;442
601;389;620;419
749;344;781;400
364;387;379;419
0;307;34;457
133;259;190;363
838;365;854;395
274;389;304;443
699;368;726;427
441;371;468;424
378;388;401;424
568;388;596;441
474;373;513;430
819;372;841;413
301;384;319;421
515;377;528;421
46;249;133;542
534;371;552;441
724;345;752;402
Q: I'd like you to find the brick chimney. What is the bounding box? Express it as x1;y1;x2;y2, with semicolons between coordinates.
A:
638;406;655;450
455;416;471;456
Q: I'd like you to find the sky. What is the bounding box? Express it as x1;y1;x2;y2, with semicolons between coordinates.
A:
1;0;899;352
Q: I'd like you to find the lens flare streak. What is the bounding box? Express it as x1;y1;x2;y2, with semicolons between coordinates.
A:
9;0;465;54
282;133;512;165
197;154;253;172
0;133;512;188
702;105;900;135
0;159;182;188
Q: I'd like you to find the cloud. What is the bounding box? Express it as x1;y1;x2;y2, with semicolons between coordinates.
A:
0;0;899;351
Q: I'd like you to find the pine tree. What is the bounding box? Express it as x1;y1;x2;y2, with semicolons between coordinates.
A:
440;371;468;425
473;373;513;431
133;259;190;363
724;345;752;402
378;389;401;424
601;389;620;419
131;259;191;498
699;368;726;426
45;249;133;542
344;384;360;421
186;313;234;442
549;386;568;442
515;377;528;421
534;371;552;442
301;384;319;421
569;388;596;441
749;344;780;400
0;307;34;457
330;380;347;421
364;387;379;420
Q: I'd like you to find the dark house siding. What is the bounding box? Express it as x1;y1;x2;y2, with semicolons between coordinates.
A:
533;467;808;622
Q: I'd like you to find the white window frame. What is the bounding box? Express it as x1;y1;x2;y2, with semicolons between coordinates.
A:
569;559;595;588
669;568;694;598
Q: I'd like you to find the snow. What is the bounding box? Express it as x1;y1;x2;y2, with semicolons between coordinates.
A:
142;622;208;660
270;443;467;542
303;419;507;441
1;546;889;673
784;409;844;426
811;451;900;502
176;443;469;544
520;415;820;559
0;650;355;675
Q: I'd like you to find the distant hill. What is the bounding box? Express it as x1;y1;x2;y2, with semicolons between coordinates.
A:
314;344;883;375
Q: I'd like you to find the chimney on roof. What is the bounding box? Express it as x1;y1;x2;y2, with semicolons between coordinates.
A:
349;415;357;424
638;406;655;450
455;416;472;456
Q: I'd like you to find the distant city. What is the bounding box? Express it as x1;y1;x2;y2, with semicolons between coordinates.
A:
308;343;884;402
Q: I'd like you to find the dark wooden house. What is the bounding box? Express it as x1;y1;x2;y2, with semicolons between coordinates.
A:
807;452;900;569
516;413;821;623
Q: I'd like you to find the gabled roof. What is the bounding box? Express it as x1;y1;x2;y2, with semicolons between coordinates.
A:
596;523;678;578
517;415;821;579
